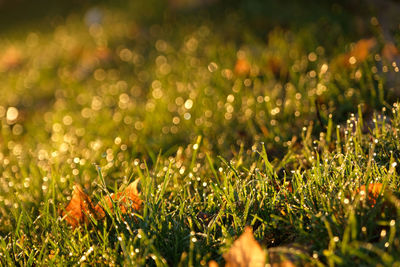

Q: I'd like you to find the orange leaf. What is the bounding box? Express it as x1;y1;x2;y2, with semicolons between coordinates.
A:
350;38;376;62
63;179;142;227
0;46;22;71
93;194;117;219
357;183;383;207
234;58;251;76
224;227;265;267
332;38;376;69
94;179;142;216
117;178;142;214
270;260;296;267
62;183;100;228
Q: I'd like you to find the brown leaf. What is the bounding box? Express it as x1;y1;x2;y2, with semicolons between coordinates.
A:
0;46;23;71
63;179;142;227
223;227;265;267
62;183;100;228
350;38;376;62
93;194;116;219
94;178;142;216
270;260;296;267
117;178;142;214
332;38;376;69
234;58;251;76
356;183;384;207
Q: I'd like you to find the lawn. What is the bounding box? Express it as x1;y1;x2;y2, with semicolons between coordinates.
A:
1;0;400;266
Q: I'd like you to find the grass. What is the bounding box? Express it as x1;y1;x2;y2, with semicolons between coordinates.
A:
0;1;400;265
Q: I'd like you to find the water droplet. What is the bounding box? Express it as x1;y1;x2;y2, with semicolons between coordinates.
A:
6;107;18;122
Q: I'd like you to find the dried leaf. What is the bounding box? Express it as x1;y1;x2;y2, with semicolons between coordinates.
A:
270;260;296;267
350;38;376;62
62;183;100;227
94;178;142;216
0;46;23;71
234;58;251;76
63;179;142;227
117;178;142;214
332;38;376;69
93;194;116;219
224;227;265;267
357;183;383;207
209;260;219;267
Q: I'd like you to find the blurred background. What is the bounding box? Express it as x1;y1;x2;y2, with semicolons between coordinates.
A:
0;0;395;39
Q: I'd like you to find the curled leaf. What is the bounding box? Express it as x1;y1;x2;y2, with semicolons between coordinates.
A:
62;183;100;228
94;178;142;216
118;178;142;213
93;194;116;219
223;227;265;267
63;179;142;227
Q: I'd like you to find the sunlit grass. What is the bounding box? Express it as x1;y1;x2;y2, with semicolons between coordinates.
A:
0;3;400;265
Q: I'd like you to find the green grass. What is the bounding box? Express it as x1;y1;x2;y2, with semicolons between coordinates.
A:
1;1;400;266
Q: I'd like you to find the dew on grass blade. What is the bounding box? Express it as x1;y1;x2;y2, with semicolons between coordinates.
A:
6;107;18;123
208;62;218;72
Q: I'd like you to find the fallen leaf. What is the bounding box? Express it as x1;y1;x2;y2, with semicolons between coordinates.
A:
208;260;219;267
62;183;100;228
270;260;296;267
94;178;142;216
0;46;23;71
63;179;142;227
350;38;376;62
223;227;265;267
93;194;115;219
357;183;383;207
234;58;251;76
116;178;142;214
260;125;269;137
332;38;376;69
